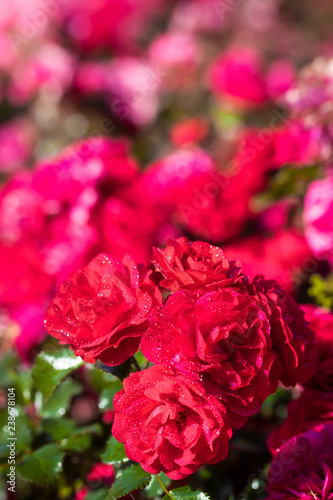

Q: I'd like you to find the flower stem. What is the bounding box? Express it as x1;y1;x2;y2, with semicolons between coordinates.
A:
155;475;176;500
131;356;141;371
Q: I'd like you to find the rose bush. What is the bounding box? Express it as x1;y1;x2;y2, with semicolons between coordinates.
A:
1;2;333;497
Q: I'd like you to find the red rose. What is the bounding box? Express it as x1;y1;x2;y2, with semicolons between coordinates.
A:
75;487;89;500
137;148;252;243
153;237;242;292
170;118;208;147
32;137;138;206
86;463;114;484
141;288;281;427
208;46;268;109
99;195;178;264
44;253;161;365
267;389;333;455
244;276;317;387
112;365;232;479
75;463;114;500
267;424;333;500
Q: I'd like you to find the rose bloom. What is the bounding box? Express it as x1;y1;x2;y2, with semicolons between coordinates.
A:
148;31;202;89
272;122;320;168
266;59;295;100
152;237;242;292
170;118;208;147
137;148;216;209
86;463;114;484
32;137;138;207
138;147;263;242
266;424;333;500
75;463;114;500
112;365;232;479
208;46;268;109
267;389;333;455
303;175;333;264
137;148;246;242
258;201;296;233
148;32;202;71
44;253;161;365
63;0;162;53
99;194;178;264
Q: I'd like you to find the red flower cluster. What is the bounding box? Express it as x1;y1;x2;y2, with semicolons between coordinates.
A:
44;237;316;478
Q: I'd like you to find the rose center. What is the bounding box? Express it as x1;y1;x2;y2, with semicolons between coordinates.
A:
175;410;187;424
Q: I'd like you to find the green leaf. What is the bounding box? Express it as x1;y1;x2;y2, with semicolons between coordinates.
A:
86;365;121;393
211;103;242;131
0;412;33;458
309;273;333;310
32;348;83;401
8;369;32;406
261;388;291;420
15;414;35;455
17;444;64;486
42;418;76;441
94;359;132;381
40;378;82;418
107;465;151;499
145;472;170;498
0;352;19;387
98;379;123;411
164;487;212;500
60;424;102;452
85;488;110;500
133;348;148;370
267;165;318;200
101;436;128;465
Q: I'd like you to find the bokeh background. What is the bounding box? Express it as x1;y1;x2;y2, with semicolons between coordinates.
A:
1;1;333;498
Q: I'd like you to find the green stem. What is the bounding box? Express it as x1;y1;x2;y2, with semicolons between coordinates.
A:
155;475;176;500
131;356;141;371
